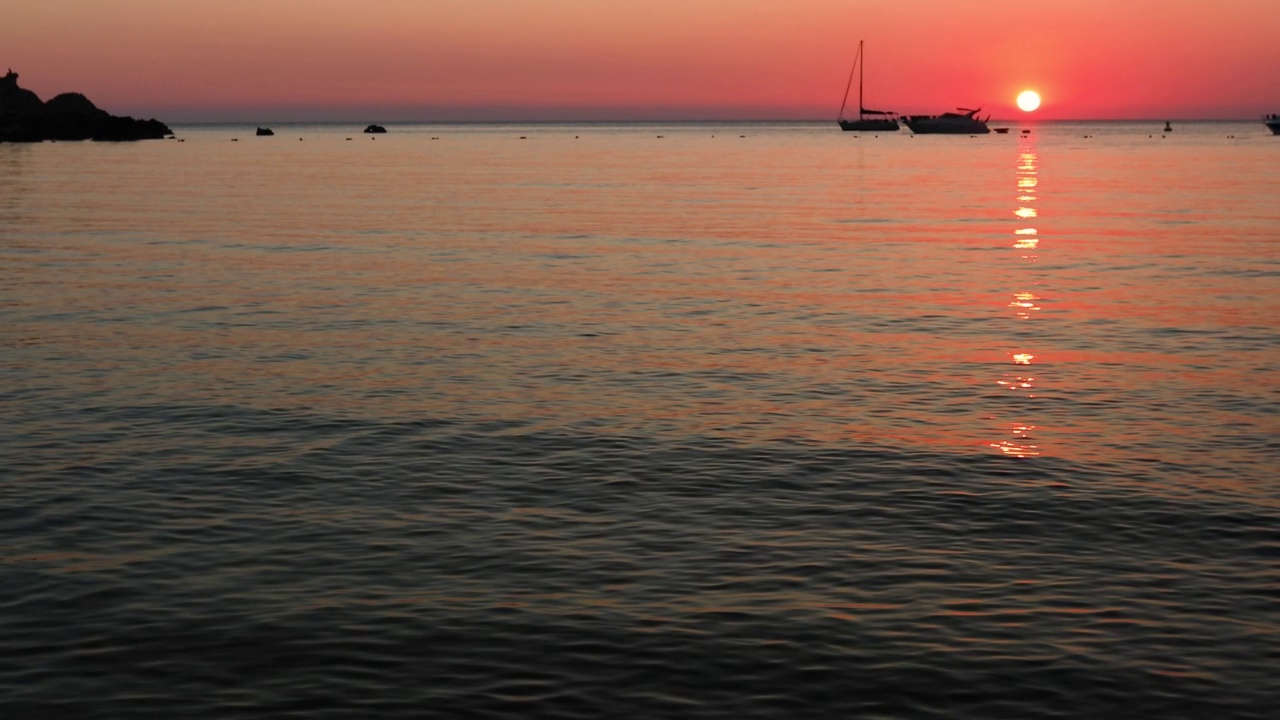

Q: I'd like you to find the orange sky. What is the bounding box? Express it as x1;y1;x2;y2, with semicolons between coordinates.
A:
5;0;1277;121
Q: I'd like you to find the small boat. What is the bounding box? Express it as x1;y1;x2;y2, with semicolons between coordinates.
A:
837;41;899;132
1264;114;1280;135
903;107;990;134
993;128;1010;134
256;127;274;136
1164;121;1173;132
364;124;387;134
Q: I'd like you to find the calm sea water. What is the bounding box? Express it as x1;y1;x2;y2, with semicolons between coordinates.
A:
2;120;1278;718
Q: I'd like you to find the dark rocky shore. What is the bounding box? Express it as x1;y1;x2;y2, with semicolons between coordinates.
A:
0;69;172;142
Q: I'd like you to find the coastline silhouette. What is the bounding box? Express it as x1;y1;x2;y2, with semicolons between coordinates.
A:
0;69;172;142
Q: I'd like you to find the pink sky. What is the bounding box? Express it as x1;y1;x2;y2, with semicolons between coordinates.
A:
6;0;1278;121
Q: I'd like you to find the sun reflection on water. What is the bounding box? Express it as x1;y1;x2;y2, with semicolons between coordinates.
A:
992;136;1044;458
1009;291;1042;320
991;421;1041;457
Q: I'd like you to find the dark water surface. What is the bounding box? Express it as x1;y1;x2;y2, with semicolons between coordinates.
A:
3;121;1278;718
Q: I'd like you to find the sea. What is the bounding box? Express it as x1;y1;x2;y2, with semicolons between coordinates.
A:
2;120;1278;719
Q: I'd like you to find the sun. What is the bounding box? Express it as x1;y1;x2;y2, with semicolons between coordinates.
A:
1017;90;1042;113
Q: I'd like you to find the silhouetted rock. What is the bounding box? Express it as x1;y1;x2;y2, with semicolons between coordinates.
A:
0;69;172;142
44;92;100;115
364;124;387;134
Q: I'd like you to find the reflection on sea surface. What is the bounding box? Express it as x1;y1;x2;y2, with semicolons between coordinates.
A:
3;123;1279;719
992;137;1043;457
0;144;30;225
1009;291;1042;320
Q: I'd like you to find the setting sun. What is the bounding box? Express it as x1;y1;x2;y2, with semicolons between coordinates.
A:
1017;90;1042;112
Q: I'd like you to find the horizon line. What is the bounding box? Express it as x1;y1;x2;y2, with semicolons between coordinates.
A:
165;117;1271;125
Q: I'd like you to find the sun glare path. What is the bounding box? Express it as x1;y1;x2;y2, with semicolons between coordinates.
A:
1017;90;1041;112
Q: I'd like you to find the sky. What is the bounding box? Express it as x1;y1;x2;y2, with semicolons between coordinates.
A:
5;0;1278;122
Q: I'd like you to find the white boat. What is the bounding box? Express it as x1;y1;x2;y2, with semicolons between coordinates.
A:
1265;114;1280;135
837;41;898;132
902;107;990;134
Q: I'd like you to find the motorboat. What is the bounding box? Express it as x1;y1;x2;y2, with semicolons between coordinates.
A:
1264;114;1280;135
902;108;990;134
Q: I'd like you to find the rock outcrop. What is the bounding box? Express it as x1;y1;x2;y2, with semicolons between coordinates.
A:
0;70;172;142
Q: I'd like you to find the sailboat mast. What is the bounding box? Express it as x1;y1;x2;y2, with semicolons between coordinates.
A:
858;40;864;121
838;42;861;121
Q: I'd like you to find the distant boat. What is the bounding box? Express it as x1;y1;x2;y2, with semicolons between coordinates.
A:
993;128;1010;134
903;108;990;134
1264;114;1280;135
364;124;387;134
1164;121;1173;132
256;127;274;136
837;41;899;132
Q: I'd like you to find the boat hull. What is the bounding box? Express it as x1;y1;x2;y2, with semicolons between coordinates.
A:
903;116;990;134
1266;122;1280;136
839;118;899;132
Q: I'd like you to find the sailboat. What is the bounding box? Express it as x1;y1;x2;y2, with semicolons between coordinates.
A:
838;41;899;132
